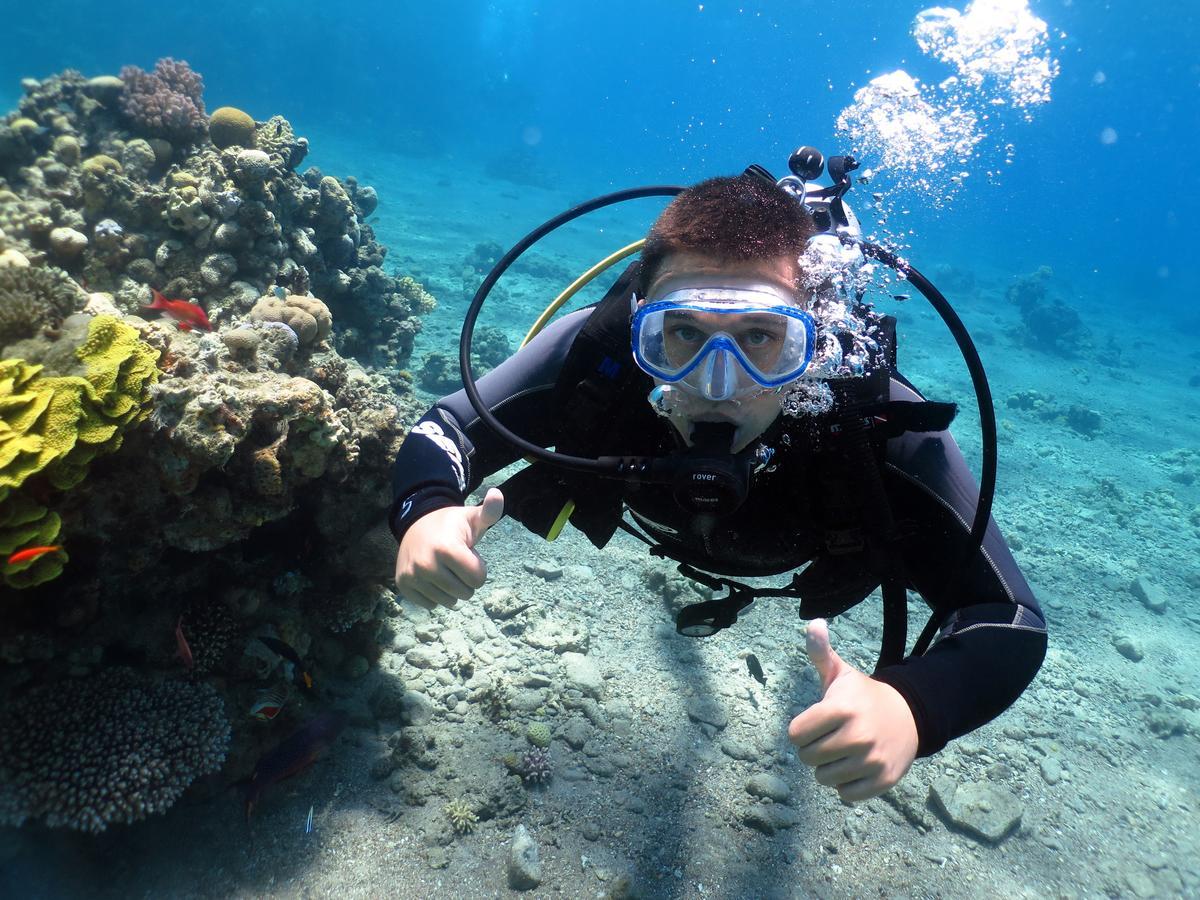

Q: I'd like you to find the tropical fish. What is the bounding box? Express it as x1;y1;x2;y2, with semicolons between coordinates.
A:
250;684;290;721
175;615;195;671
305;805;314;834
145;288;213;332
240;710;348;820
6;545;62;566
745;653;767;687
257;635;314;690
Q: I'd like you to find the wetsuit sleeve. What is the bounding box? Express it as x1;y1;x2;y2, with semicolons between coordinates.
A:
388;308;592;545
870;377;1048;757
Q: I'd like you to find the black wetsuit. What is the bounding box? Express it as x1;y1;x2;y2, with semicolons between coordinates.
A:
389;308;1048;758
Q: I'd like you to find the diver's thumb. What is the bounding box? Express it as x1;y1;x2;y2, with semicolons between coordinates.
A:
467;488;504;544
805;618;850;696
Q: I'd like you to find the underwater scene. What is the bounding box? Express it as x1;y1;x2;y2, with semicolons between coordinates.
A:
0;0;1197;897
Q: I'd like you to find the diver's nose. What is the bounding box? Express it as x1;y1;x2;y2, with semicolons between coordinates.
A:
699;348;737;401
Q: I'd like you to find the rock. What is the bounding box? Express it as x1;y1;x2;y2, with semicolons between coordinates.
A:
48;226;88;259
561;651;603;698
746;772;791;803
743;802;802;835
1113;634;1144;662
1039;756;1063;785
483;587;533;621
1130;577;1168;614
561;718;590;750
720;737;758;761
405;646;444;669
343;655;369;679
686;696;728;730
523;618;589;653
507;824;542;890
928;777;1023;844
522;559;563;580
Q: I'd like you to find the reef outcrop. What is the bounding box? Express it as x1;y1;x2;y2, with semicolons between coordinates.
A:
0;62;432;831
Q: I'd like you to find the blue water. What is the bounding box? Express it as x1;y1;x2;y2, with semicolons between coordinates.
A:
3;1;1200;897
3;0;1196;312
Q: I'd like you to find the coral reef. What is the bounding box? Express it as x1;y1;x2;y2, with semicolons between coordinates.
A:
0;668;229;833
1006;266;1090;357
0;61;435;830
418;325;511;394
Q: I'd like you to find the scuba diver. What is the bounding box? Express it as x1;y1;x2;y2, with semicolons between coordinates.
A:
389;155;1047;802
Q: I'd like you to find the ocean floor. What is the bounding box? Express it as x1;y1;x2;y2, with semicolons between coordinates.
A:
3;141;1199;899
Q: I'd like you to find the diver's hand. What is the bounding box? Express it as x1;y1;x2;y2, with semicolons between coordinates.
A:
394;488;504;609
787;618;919;803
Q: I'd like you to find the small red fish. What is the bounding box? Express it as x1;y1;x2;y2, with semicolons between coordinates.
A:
6;545;62;566
175;615;195;671
146;288;212;332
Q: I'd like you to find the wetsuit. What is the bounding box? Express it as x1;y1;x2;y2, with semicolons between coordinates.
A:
389;308;1048;758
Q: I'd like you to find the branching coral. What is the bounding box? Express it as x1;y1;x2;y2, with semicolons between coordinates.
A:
517;747;552;784
0;667;230;832
444;797;478;834
118;58;207;145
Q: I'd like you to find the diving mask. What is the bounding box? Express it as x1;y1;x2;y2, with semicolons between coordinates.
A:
631;286;816;401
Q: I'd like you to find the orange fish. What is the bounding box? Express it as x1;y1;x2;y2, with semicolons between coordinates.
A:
6;545;62;566
146;288;213;332
175;615;195;671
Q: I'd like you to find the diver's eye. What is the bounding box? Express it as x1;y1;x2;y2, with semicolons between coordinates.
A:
742;329;776;347
670;324;705;344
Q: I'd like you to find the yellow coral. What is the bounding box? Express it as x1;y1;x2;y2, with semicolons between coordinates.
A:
0;316;159;588
0;490;65;589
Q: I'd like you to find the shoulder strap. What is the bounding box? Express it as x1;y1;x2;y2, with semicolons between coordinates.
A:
500;261;650;548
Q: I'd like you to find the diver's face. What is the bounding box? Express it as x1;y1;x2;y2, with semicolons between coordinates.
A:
642;252;801;452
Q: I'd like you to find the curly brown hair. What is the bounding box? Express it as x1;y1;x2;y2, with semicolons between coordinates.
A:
638;174;815;291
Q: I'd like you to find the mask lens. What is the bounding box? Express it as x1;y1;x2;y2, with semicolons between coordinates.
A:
633;291;815;397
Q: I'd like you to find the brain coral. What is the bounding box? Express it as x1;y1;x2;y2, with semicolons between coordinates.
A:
208;106;256;149
249;294;332;346
0;668;229;832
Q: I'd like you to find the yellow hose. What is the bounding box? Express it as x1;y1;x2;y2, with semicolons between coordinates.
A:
520;239;645;347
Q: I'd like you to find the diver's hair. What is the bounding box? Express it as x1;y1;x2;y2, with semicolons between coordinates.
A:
638;174;816;292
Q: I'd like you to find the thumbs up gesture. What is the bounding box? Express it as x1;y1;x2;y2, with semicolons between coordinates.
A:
394;488;505;610
787;618;920;803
